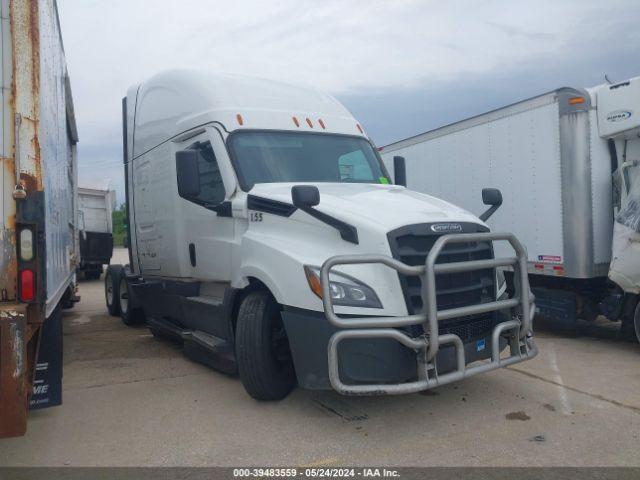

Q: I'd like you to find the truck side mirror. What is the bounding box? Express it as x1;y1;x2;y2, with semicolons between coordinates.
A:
176;150;200;200
479;188;502;221
291;185;320;208
393;156;407;187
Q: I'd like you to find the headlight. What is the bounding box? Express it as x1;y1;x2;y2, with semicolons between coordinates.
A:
304;266;382;309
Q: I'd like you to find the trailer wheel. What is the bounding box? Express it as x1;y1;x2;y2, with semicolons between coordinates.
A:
119;276;145;326
235;290;296;401
85;269;102;280
105;265;123;316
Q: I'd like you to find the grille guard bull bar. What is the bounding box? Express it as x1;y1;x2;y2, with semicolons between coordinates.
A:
320;232;538;395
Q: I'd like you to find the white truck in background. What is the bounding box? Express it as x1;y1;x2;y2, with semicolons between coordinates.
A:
78;186;115;279
380;76;640;343
106;69;536;401
0;0;78;437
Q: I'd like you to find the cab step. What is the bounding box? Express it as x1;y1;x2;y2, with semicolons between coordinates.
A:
147;317;238;375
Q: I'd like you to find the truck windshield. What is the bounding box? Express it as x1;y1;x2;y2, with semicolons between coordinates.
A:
228;131;389;190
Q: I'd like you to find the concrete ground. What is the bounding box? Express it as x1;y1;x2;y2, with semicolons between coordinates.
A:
1;248;639;466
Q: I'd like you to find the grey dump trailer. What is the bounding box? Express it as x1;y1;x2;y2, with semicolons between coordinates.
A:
78;186;115;279
0;0;78;437
381;76;640;342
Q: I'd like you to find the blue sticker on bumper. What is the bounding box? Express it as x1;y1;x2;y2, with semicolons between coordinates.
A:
476;339;486;352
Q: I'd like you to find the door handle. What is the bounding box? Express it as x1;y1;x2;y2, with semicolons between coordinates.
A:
189;243;196;267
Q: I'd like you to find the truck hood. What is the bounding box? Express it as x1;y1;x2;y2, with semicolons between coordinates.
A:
247;183;484;232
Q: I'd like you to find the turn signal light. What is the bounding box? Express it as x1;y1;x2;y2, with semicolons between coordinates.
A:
20;269;35;302
19;228;34;261
568;97;585;105
305;266;323;298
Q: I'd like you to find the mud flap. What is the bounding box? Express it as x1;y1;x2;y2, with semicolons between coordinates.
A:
29;307;63;410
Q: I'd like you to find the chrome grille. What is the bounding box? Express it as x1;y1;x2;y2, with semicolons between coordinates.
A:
387;223;496;316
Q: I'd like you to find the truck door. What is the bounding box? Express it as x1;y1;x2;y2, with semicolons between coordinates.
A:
178;131;235;281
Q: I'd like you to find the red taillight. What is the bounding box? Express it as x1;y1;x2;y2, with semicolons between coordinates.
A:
20;269;35;302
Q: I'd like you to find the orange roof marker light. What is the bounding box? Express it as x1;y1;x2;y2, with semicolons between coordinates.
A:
306;118;313;128
318;119;326;129
236;113;244;126
568;97;585;105
292;116;300;127
356;123;363;134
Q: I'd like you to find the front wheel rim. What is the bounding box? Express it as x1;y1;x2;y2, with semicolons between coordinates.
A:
120;279;128;313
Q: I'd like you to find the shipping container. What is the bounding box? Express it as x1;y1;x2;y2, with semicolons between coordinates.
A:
0;0;78;437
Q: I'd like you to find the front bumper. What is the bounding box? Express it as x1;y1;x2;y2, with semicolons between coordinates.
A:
290;232;538;395
282;308;512;390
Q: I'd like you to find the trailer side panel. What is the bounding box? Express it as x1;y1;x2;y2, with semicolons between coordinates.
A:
382;98;565;270
39;0;77;316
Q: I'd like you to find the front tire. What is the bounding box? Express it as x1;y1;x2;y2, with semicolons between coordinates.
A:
235;290;296;401
119;276;145;326
620;296;640;343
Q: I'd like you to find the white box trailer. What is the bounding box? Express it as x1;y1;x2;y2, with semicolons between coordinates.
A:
0;0;78;437
78;186;115;279
106;69;537;401
380;76;640;341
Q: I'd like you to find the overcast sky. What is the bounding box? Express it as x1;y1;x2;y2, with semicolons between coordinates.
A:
58;0;640;202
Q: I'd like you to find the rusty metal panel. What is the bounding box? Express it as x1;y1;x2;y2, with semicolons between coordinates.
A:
0;305;29;437
5;0;78;314
1;0;15;298
11;0;42;193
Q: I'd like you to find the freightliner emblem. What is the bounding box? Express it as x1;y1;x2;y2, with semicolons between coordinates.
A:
431;223;463;233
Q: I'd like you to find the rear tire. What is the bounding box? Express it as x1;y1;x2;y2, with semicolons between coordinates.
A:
119;276;145;326
105;265;123;316
61;284;76;310
629;301;640;343
235;290;296;401
620;296;640;343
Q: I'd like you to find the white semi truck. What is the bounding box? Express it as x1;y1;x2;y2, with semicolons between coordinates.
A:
0;0;78;437
107;69;536;400
380;76;640;342
78;185;116;279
